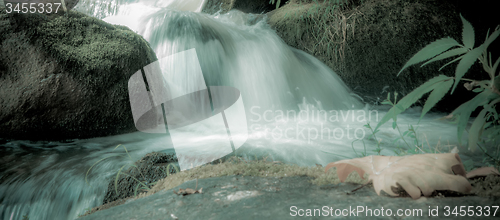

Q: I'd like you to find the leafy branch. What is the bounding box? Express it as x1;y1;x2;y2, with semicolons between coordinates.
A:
376;14;500;157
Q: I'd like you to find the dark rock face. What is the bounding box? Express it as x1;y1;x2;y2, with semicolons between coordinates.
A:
267;0;498;112
0;9;157;140
103;152;178;205
202;0;283;15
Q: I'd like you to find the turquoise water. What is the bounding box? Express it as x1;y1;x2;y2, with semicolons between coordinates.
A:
0;1;493;219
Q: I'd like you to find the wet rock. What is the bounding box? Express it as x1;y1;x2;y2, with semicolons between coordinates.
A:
202;0;284;15
81;175;500;220
268;0;498;112
0;8;158;140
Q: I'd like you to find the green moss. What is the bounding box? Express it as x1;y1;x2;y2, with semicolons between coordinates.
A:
268;0;465;109
0;8;158;139
2;9;157;83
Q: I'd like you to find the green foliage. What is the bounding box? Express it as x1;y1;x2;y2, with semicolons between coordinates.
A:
380;92;422;153
352;14;500;171
351;116;433;159
397;38;461;76
377;14;500;161
374;75;454;132
351;122;382;158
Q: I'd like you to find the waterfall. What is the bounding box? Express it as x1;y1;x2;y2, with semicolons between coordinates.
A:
103;1;363;111
103;1;367;170
1;0;474;219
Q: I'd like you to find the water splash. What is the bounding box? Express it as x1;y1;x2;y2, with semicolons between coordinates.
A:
0;0;486;219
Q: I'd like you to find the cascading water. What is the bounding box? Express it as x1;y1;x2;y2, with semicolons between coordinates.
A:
0;0;489;219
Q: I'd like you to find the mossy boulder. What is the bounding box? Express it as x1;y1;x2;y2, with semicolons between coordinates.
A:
268;0;494;112
0;8;157;140
202;0;284;15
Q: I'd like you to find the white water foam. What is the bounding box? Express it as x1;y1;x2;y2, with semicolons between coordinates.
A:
0;1;491;219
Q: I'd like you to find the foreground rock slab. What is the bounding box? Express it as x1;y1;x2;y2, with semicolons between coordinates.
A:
80;175;499;219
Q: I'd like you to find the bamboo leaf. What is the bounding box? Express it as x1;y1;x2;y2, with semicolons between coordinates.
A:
452;90;494;143
438;54;464;71
395;104;405;111
420;79;454;120
483;103;498;120
483;26;500;50
375;75;452;131
460;14;475;49
420;47;468;68
451;45;484;94
398;38;461;76
492;56;500;76
468;108;488;151
396;75;452;108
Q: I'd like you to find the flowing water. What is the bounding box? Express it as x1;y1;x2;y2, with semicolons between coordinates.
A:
0;0;492;219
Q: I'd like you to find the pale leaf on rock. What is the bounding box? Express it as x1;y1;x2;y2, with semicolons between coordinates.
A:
325;153;472;199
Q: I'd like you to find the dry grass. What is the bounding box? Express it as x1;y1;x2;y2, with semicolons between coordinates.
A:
137;156;369;198
268;0;363;72
79;156;368;217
